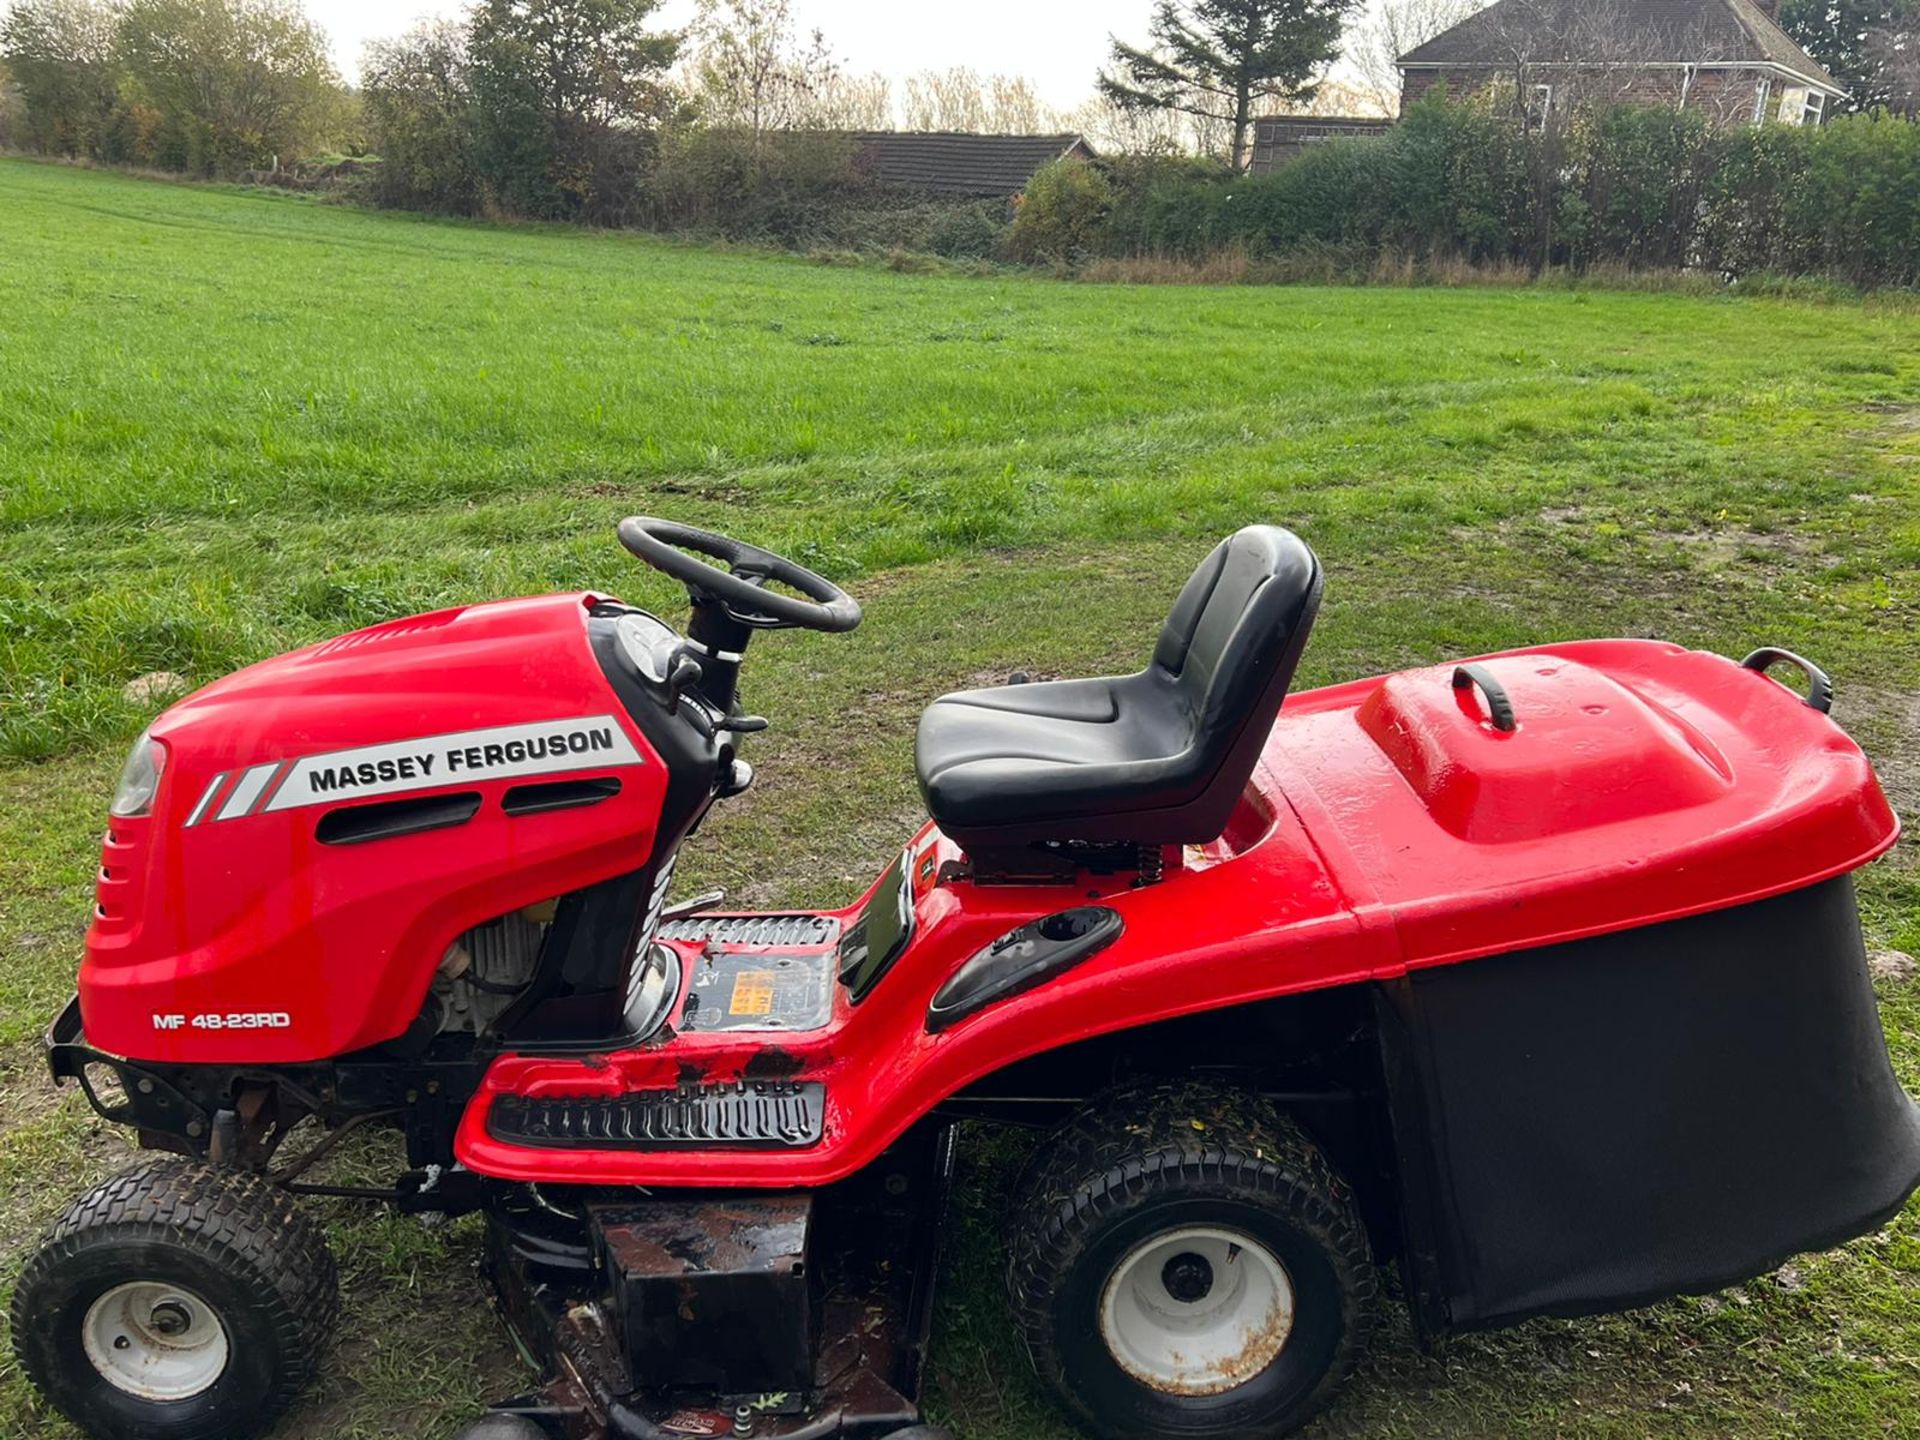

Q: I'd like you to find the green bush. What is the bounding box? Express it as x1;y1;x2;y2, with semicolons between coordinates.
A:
645;126;858;241
1788;112;1920;286
1384;90;1538;262
1095;152;1233;256
1563;104;1714;270
362;22;476;214
925;201;1006;258
1006;157;1113;265
1080;90;1920;289
642;126;1011;255
0;63;21;149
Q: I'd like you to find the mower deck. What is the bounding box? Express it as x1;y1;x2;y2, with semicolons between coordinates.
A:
482;1123;955;1440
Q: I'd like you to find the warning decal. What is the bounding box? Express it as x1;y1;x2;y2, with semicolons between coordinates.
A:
729;971;777;1016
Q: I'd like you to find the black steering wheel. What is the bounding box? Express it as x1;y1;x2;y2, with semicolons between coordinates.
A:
617;518;862;633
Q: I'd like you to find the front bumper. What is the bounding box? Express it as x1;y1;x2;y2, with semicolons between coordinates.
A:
45;994;211;1144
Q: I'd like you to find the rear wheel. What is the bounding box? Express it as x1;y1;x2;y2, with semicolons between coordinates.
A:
10;1158;339;1440
1006;1082;1375;1439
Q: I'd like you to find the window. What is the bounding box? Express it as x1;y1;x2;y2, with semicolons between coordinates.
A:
1752;76;1773;124
1527;83;1554;133
1802;91;1826;126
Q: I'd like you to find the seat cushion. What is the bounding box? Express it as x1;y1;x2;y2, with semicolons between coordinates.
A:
915;526;1322;848
915;673;1190;831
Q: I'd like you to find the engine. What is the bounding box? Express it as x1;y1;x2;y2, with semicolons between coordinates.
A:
430;907;552;1039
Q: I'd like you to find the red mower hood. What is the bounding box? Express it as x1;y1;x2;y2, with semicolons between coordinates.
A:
85;593;669;1062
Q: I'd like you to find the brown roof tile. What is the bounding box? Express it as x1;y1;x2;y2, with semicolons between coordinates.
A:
849;133;1093;196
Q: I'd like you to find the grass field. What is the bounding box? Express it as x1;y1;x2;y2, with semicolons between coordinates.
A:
1;154;1918;1439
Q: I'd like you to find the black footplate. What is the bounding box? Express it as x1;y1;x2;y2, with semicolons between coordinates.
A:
657;913;839;948
487;1080;825;1150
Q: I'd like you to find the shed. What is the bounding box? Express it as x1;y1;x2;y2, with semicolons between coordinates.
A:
849;133;1096;197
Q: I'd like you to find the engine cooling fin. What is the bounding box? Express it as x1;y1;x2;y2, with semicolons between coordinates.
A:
656;914;840;948
486;1081;825;1150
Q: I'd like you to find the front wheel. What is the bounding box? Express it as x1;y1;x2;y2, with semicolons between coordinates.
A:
1005;1083;1376;1439
10;1158;339;1440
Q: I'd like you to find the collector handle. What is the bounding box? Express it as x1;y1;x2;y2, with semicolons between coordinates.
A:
1740;647;1833;714
1453;664;1517;732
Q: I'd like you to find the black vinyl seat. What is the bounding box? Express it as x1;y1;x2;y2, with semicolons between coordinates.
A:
915;525;1323;849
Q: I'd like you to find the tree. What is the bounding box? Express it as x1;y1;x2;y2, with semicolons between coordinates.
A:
467;0;680;220
1099;0;1359;170
690;0;839;141
1349;0;1487;113
115;0;340;174
1780;0;1920;111
0;58;20;147
362;20;476;210
983;74;1051;132
1063;91;1195;153
899;66;1065;133
900;66;988;130
807;68;889;128
1863;10;1919;113
0;0;122;156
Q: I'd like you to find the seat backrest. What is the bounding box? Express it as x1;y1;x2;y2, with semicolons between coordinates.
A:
1150;524;1322;826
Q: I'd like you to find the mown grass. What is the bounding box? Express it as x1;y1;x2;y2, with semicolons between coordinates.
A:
0;154;1917;1438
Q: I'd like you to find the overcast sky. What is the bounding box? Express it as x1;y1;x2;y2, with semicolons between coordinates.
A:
312;0;1378;101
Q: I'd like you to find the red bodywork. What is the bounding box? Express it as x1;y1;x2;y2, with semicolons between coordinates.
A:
86;595;666;1061
81;599;1899;1191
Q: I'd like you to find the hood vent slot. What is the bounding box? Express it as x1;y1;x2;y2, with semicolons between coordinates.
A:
503;777;623;816
317;792;482;845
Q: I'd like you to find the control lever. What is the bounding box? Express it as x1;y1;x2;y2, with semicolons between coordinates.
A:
716;713;769;734
665;650;704;716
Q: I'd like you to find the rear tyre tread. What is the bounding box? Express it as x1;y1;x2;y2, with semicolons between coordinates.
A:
1005;1080;1376;1439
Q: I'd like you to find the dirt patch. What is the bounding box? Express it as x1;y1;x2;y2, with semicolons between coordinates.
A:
960;667;1060;690
1861;402;1920;428
1869;949;1916;983
1847;687;1920;815
579;476;750;504
0;1043;143;1281
0;1042;73;1143
1655;524;1817;566
1849;403;1920;449
123;670;189;704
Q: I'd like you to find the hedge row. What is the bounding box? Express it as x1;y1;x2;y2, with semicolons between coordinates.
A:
1017;92;1920;289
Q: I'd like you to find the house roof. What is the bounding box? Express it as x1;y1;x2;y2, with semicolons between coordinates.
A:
1399;0;1842;94
849;133;1093;197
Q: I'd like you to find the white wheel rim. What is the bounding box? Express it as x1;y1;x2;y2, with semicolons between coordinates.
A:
1098;1226;1294;1396
81;1281;231;1401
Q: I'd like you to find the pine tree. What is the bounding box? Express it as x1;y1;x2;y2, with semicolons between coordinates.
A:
1099;0;1359;170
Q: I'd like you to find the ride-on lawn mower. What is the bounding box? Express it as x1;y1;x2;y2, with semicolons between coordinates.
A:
14;519;1920;1440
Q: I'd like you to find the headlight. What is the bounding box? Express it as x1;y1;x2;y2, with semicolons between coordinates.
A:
109;729;167;818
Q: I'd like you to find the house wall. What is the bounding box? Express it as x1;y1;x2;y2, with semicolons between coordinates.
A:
1400;65;1829;126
